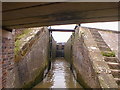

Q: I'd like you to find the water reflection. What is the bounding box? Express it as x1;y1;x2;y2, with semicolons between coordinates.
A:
34;58;82;88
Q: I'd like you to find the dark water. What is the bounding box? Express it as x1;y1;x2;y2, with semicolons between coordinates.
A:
34;58;82;88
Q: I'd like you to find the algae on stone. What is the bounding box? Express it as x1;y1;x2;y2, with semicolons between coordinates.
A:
15;29;32;56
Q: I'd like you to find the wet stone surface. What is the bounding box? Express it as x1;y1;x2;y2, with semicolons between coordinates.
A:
34;58;82;88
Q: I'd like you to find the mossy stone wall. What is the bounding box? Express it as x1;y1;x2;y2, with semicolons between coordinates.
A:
9;27;51;88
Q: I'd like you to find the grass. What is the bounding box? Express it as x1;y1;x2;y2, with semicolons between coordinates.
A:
101;51;115;57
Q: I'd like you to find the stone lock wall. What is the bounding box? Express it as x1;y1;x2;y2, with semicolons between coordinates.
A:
65;28;100;88
64;35;73;65
72;28;101;88
1;27;53;88
51;37;56;60
64;27;118;88
14;27;50;88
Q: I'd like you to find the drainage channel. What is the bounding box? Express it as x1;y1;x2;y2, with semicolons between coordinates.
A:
33;58;83;89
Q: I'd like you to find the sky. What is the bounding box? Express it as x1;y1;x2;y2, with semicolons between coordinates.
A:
51;21;119;43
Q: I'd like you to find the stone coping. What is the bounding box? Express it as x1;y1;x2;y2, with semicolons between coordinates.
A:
81;26;120;33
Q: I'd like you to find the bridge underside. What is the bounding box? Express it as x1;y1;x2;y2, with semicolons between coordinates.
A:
2;2;119;31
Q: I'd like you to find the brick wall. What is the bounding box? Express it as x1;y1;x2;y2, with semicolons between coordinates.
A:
2;30;14;88
0;30;2;89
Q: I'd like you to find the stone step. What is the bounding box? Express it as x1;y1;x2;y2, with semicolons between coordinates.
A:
110;69;120;78
93;36;103;41
107;62;120;69
97;42;109;48
96;40;107;44
98;44;109;48
98;47;111;51
95;39;104;42
96;40;106;43
114;78;120;85
104;57;118;63
90;31;100;34
92;34;101;37
90;31;99;34
93;35;102;38
100;49;111;52
96;42;108;46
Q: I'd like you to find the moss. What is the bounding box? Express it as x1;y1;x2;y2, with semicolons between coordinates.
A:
16;34;25;40
16;29;32;39
23;29;32;35
14;40;21;56
14;29;33;61
101;51;115;57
